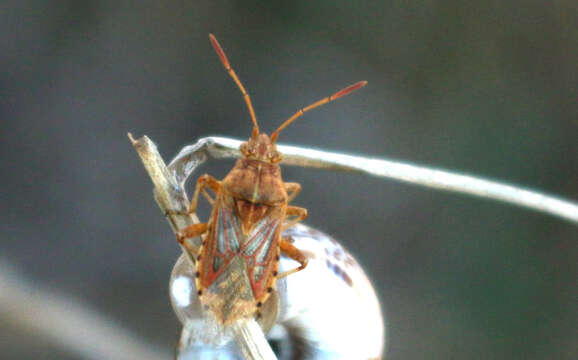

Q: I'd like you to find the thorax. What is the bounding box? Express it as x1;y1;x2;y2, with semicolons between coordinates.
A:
221;158;287;205
219;159;287;234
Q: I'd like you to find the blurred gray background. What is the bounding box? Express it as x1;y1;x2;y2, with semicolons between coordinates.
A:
1;1;576;359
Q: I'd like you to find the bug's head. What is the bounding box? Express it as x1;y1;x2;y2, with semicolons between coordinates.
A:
240;132;282;164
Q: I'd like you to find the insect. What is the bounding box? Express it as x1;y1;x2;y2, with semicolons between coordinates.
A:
174;34;366;325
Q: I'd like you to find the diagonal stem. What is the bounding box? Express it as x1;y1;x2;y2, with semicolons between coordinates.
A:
129;133;277;360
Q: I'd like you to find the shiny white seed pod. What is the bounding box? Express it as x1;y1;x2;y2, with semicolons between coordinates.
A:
170;223;385;359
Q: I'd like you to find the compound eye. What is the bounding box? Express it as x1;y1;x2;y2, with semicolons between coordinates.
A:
240;142;249;154
268;151;281;162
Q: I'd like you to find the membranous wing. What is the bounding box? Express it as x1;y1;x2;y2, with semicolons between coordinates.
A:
203;205;280;300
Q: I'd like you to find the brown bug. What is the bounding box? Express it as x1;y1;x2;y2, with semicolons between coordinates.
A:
175;34;366;325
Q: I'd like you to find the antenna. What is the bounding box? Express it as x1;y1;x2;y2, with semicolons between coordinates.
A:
209;34;260;136
270;81;367;143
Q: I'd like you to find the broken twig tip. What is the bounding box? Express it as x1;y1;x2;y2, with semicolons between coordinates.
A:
127;132;137;144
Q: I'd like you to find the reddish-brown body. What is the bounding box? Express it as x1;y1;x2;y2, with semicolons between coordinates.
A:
174;35;366;325
177;134;307;324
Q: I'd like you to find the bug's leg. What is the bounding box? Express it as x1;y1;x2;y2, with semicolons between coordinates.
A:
189;174;221;214
282;205;308;231
176;223;209;255
284;182;302;203
201;188;215;206
277;239;308;279
166;174;221;216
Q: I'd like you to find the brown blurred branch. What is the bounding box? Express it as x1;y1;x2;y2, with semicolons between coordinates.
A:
0;261;170;360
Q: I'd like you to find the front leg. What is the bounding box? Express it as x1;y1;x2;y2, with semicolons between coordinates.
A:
189;174;221;214
166;174;221;216
285;182;302;203
277;238;308;279
171;174;219;254
282;205;308;231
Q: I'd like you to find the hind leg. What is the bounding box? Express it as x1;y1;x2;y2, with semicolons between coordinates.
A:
277;239;308;279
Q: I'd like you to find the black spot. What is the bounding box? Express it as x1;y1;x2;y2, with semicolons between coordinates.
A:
342;272;354;287
256;302;263;307
197;290;203;296
273;271;278;276
267;287;273;293
275;255;280;261
197;255;202;261
195;271;200;278
326;260;354;287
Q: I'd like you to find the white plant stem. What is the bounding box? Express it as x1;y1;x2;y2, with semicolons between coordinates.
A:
169;136;578;225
